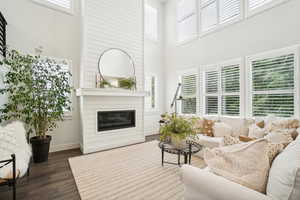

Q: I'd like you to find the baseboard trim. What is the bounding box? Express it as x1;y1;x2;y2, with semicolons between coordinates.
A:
50;143;80;153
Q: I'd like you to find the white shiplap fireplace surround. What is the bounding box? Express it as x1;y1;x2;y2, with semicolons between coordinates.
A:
78;0;145;154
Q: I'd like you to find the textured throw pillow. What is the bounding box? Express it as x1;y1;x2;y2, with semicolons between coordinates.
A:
267;143;284;164
267;134;300;200
256;120;265;128
213;122;233;137
222;135;240;146
202;118;215;137
204;139;270;193
248;124;266;139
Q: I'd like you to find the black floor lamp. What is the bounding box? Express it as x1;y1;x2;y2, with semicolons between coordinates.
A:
170;83;184;115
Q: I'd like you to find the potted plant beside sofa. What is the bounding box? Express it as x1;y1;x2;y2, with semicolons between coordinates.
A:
159;113;199;148
0;49;72;163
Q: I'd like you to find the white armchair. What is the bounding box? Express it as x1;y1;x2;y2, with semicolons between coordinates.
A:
181;165;272;200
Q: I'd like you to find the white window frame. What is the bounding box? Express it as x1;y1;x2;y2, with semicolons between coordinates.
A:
145;74;158;112
32;0;74;15
144;4;159;42
198;0;243;37
177;68;199;115
200;58;243;117
176;0;198;44
246;45;300;118
245;0;290;18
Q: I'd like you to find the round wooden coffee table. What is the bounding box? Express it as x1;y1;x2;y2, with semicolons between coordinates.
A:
158;140;202;167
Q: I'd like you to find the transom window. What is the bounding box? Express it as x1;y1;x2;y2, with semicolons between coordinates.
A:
246;0;290;16
145;4;158;41
32;0;74;14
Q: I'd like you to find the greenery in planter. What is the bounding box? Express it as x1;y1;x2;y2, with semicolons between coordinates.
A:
159;113;200;144
118;77;136;90
0;49;72;138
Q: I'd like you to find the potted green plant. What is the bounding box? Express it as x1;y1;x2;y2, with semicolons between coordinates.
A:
0;49;72;163
159;113;199;148
118;77;136;90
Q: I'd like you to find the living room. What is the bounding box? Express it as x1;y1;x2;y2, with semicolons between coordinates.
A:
0;0;300;199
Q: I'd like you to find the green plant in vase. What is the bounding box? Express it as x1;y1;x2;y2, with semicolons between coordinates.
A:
118;77;136;90
0;49;72;163
159;113;199;148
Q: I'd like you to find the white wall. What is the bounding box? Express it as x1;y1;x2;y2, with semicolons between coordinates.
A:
1;0;81;152
164;0;300;113
144;0;166;136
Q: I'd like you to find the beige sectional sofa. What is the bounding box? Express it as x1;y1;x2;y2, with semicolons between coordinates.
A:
181;116;300;200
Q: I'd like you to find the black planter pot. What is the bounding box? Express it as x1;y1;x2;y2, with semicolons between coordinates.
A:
30;135;52;163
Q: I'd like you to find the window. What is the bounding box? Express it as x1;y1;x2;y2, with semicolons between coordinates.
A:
199;0;241;33
246;0;290;17
177;0;197;43
145;4;158;41
32;0;74;14
145;75;157;111
249;49;296;117
180;74;197;114
203;61;241;116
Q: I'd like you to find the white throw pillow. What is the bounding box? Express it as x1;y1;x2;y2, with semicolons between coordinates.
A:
264;130;293;145
267;135;300;200
248;124;266;139
213;122;233;137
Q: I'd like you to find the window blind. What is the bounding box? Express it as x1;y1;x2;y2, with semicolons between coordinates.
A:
251;53;295;117
221;65;240;116
248;0;272;10
181;74;197;114
205;70;218;115
145;5;158;40
46;0;72;9
220;0;240;23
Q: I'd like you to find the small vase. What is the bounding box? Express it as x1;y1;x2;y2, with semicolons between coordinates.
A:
171;136;187;149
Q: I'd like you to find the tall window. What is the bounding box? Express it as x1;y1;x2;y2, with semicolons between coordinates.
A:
145;4;158;41
32;0;74;14
177;0;197;43
145;75;157;111
246;0;290;17
199;0;241;33
181;74;197;114
203;62;241;116
249;50;296;117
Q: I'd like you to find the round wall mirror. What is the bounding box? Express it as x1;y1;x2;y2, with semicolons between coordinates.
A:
98;48;136;90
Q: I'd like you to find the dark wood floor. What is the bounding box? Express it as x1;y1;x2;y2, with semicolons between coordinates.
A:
0;135;159;200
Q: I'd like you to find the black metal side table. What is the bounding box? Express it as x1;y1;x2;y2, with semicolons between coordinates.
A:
158;140;202;167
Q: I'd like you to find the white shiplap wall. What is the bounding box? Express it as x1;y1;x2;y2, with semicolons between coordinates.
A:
79;0;145;153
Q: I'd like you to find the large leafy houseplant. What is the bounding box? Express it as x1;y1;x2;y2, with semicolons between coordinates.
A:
0;49;72;162
159;113;199;148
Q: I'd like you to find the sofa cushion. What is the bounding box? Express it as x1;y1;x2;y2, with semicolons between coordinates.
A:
220;117;252;137
267;135;300;200
204;139;270;193
213;122;233;137
248;124;267;139
195;134;223;148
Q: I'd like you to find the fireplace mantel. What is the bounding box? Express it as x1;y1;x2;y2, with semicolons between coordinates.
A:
76;88;148;97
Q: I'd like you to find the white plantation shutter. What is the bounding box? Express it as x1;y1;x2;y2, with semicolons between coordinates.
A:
205;70;219;115
219;0;240;23
145;5;158;40
181;74;197;114
46;0;72;9
177;0;197;42
251;53;295;117
221;65;240;116
248;0;272;10
201;2;218;31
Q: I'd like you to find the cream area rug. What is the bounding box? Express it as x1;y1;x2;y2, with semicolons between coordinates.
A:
69;141;205;200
